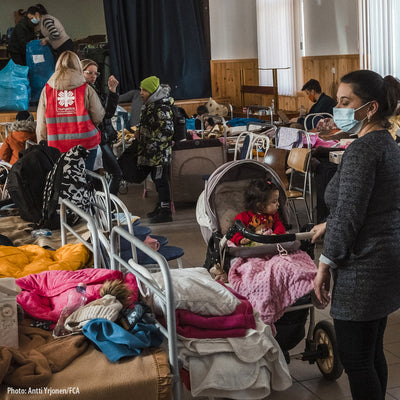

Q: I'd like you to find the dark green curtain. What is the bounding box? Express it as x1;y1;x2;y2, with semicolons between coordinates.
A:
103;0;211;99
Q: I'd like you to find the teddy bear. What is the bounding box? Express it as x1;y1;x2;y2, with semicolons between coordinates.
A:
204;98;228;117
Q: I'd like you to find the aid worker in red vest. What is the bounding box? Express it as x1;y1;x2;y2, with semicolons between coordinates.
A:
36;50;105;170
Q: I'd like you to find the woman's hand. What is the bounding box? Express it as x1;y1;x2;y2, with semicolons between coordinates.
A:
108;75;119;93
40;38;47;46
313;262;331;307
311;222;327;243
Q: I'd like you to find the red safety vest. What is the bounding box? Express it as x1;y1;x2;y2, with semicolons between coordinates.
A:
45;83;100;153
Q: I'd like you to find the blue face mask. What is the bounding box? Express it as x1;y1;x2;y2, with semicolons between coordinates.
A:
333;102;370;136
31;18;40;24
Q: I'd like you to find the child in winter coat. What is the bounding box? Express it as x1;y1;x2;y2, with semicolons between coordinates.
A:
0;111;37;165
231;178;286;246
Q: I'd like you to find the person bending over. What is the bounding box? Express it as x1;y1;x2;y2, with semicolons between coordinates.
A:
26;4;74;60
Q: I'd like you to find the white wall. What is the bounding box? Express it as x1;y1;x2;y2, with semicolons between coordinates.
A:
302;0;359;56
0;0;106;41
209;0;258;60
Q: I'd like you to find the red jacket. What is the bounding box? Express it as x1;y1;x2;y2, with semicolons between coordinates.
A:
45;83;100;152
231;210;286;245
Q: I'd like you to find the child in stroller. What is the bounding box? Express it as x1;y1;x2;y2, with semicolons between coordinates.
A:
231;178;286;246
198;159;343;380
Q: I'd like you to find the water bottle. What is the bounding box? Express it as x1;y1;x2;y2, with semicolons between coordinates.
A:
53;283;87;337
31;229;52;238
271;99;275;115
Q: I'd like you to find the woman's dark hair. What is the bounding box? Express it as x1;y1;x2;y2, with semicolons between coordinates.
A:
27;4;48;15
341;70;400;128
244;178;279;213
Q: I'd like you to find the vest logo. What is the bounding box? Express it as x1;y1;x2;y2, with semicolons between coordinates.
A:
56;90;76;114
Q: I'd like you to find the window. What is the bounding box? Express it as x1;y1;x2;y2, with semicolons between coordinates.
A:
256;0;296;95
359;0;400;77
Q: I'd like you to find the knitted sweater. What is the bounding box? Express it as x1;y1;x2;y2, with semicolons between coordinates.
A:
323;130;400;321
40;14;70;50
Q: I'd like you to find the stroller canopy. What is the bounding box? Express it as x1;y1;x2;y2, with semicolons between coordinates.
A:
197;159;291;244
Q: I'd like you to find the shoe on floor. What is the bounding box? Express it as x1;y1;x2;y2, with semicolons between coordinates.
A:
149;207;172;223
147;203;161;218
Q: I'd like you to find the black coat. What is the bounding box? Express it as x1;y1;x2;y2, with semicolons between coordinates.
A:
8;16;35;65
92;85;119;144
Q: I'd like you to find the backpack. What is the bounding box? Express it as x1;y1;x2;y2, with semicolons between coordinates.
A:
172;105;189;142
40;145;95;229
7;141;60;223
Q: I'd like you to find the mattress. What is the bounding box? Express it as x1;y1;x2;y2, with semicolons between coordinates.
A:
0;346;172;400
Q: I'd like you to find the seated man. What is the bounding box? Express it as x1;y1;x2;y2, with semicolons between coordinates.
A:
291;79;337;130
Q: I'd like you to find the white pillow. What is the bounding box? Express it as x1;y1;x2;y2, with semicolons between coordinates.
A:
140;267;240;316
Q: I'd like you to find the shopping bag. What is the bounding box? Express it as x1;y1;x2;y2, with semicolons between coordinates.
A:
0;59;30;111
26;39;55;103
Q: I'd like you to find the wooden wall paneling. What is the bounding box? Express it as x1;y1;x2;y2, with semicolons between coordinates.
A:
303;54;360;99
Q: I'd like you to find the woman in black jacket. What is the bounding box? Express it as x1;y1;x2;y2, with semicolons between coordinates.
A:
81;59;122;195
8;11;35;65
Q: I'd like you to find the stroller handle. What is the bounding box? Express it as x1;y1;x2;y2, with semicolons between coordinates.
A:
226;220;314;244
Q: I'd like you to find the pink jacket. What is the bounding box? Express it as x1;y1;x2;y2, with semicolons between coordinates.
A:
17;269;138;322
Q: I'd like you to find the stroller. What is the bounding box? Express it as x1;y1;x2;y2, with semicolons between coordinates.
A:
196;159;343;381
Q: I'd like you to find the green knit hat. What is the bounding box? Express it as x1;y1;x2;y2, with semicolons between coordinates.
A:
140;76;160;94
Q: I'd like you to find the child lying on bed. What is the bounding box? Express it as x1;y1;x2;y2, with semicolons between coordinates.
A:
230;178;286;246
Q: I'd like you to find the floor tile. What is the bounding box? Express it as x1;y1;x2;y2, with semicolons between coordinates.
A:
387;386;400;399
299;374;352;400
264;382;321;400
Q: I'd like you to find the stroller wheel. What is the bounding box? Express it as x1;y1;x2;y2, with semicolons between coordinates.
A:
313;320;344;381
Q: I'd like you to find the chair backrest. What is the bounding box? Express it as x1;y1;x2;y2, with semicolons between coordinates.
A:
287;148;311;173
263;148;289;188
234;131;270;161
304;112;333;131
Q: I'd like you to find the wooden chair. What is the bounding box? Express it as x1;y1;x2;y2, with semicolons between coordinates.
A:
263;147;289;188
286;148;313;228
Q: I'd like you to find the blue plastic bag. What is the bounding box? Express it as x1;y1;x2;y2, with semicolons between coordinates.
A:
26;40;55;103
0;59;30;111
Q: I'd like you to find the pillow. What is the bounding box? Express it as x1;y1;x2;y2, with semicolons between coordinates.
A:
137;266;240;316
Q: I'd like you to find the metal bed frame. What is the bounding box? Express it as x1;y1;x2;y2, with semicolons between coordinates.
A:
59;200;181;399
110;225;181;400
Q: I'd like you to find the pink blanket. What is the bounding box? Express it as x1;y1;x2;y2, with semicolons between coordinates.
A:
175;294;255;339
17;269;138;323
228;250;316;330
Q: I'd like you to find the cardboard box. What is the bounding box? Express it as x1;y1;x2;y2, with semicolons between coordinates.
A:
329;151;345;164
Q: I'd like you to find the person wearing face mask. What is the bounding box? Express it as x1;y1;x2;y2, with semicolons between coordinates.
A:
291;79;337;130
8;10;35;65
26;4;74;60
81;59;122;195
311;70;400;400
